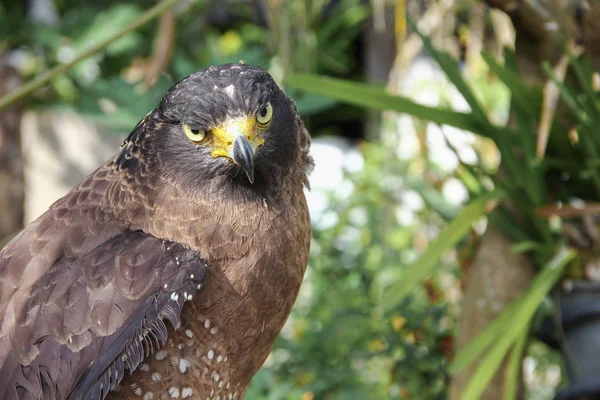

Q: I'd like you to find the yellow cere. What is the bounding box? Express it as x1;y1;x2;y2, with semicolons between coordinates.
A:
209;117;265;159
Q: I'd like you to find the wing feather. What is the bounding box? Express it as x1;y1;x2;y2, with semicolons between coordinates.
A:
0;224;207;400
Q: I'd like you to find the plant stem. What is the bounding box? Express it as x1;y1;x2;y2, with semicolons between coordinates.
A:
0;0;179;111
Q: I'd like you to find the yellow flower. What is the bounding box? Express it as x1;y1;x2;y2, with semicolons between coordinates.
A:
367;339;386;351
219;31;242;56
296;372;315;386
301;392;314;400
392;316;407;332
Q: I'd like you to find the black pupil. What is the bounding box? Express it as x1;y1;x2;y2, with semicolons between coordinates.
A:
259;107;267;117
191;129;200;135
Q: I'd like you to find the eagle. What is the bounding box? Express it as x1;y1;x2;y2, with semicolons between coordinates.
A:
0;63;312;400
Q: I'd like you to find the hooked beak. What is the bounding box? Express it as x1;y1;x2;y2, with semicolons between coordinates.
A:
212;118;263;184
232;135;255;183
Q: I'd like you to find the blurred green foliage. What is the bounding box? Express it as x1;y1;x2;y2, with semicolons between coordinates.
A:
289;11;600;399
0;0;366;131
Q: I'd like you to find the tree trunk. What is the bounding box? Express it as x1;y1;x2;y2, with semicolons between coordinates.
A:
0;60;24;242
364;0;397;140
450;227;535;400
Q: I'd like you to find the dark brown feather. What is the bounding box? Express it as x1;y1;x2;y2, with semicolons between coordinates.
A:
0;218;207;399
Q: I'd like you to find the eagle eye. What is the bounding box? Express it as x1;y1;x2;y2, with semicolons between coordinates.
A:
256;102;273;126
183;122;206;143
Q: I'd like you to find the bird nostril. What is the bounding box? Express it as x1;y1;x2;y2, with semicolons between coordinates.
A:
227;141;232;146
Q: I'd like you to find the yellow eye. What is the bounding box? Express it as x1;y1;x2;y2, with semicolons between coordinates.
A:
256;102;273;126
183;123;206;143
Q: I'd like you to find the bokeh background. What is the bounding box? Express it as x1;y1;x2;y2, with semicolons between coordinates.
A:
3;1;600;399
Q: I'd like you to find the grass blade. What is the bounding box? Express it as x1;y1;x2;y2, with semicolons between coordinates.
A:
503;324;529;400
541;61;593;128
286;73;492;137
407;14;489;126
566;45;600;121
481;51;539;120
460;322;524;400
448;297;521;375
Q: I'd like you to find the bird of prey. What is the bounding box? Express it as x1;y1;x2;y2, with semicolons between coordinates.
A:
0;63;312;400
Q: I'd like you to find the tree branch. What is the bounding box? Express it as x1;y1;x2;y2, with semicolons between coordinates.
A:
0;0;179;111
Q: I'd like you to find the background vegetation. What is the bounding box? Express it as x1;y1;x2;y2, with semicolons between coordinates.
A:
1;1;599;399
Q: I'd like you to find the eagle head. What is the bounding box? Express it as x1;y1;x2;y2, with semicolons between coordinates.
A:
117;63;310;194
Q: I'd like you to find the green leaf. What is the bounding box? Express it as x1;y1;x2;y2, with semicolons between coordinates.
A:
541;62;593;129
503;325;529;400
318;1;369;43
286;73;492;138
567;50;600;122
543;60;600;196
510;241;541;253
381;190;505;312
73;4;142;56
512;104;538;168
448;295;521;375
452;248;575;400
407;14;489;126
481;51;539;120
409;180;458;221
287;88;337;115
491;124;549;241
460;322;525;400
488;208;530;243
489;68;542;203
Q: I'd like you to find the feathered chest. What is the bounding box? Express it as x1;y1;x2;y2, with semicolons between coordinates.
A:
105;174;311;399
